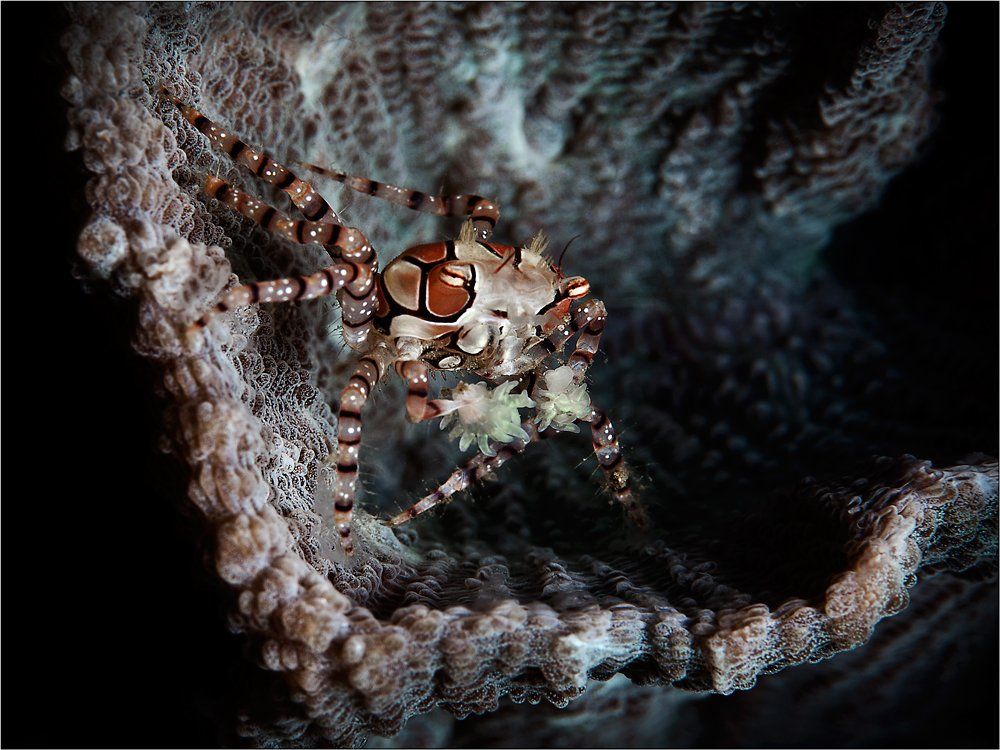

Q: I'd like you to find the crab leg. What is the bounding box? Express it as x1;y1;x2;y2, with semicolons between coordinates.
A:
538;299;646;528
190;257;374;332
395;360;458;422
585;405;649;530
565;298;608;378
201;177;356;258
164;93;342;224
302;163;500;240
327;344;396;555
190;177;378;346
389;401;648;532
509;297;608;377
388;421;546;526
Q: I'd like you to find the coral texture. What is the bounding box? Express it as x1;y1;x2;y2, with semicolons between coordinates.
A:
62;2;996;745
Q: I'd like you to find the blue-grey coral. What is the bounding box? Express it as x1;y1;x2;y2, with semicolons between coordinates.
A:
62;2;996;746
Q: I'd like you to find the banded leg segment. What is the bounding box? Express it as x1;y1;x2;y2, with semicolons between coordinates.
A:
510;297;608;376
204;177;341;255
190;258;374;331
302;163;500;240
395;360;456;422
390;405;648;531
196;176;379;344
165;94;341;224
566;298;607;378
388;421;544;526
332;345;396;555
586;406;649;530
388;388;648;532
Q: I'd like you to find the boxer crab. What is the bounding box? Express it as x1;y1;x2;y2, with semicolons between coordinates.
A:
168;94;648;556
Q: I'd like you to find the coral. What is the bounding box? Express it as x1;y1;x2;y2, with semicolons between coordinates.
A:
61;2;996;746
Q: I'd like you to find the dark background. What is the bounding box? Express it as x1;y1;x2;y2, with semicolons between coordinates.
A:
3;3;996;748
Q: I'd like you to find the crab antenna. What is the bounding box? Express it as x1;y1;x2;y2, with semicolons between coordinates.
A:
557;235;581;270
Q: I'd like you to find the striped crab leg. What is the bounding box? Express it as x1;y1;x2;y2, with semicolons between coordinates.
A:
389;375;648;532
395;360;458;422
388;421;547;526
565;298;607;378
189;258;374;333
585;405;649;531
201;176;351;258
388;403;648;531
189;177;378;345
302;162;500;241
325;344;396;555
164;93;342;225
546;297;647;528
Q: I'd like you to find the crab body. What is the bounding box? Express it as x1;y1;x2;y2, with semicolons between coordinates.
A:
374;238;579;377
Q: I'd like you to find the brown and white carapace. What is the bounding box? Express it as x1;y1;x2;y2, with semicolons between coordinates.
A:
166;91;648;557
373;236;584;375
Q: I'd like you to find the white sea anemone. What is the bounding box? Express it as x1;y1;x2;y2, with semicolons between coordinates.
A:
440;380;535;455
534;366;592;433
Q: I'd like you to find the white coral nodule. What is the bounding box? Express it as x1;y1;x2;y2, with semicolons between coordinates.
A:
534;366;592;433
439;380;535;456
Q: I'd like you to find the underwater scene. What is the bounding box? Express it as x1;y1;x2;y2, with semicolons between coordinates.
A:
7;2;997;748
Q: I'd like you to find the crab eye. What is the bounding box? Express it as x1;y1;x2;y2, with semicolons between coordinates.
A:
440;262;473;287
561;276;590;299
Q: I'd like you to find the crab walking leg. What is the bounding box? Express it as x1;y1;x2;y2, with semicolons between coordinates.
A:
388;421;548;526
331;345;396;555
585;406;649;530
189;258;375;332
540;298;607;364
164;93;341;224
203;176;370;260
566;298;607;378
302;163;500;240
395;360;457;422
511;296;607;375
198;176;379;346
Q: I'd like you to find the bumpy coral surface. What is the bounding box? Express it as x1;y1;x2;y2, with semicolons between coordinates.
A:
62;3;996;745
